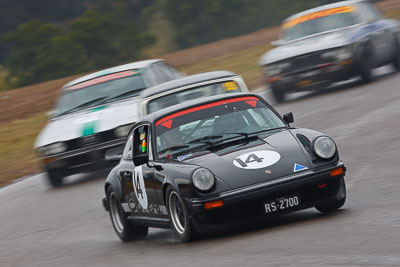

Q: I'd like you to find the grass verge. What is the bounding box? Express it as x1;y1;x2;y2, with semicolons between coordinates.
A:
0;113;47;187
181;44;270;89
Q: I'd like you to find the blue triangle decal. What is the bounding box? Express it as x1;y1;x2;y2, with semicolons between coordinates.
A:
294;163;308;172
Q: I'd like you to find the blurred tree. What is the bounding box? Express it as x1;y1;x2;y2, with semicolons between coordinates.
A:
0;0;86;62
68;10;155;68
2;8;155;87
2;20;86;87
165;0;318;48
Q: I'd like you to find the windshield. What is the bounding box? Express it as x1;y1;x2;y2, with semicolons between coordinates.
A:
53;70;145;117
154;96;285;158
282;6;358;42
146;80;242;114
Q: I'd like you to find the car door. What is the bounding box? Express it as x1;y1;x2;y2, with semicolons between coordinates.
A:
119;124;161;217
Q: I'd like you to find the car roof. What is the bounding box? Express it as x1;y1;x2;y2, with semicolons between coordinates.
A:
141;92;263;124
140;71;238;99
283;0;365;23
63;59;163;88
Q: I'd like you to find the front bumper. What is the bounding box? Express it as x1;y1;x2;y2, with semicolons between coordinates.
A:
268;60;355;92
42;138;125;175
187;161;346;233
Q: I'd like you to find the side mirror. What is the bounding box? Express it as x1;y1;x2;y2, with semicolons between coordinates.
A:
283;112;294;124
105;146;123;162
47;110;55;119
133;154;148;166
271;40;283;46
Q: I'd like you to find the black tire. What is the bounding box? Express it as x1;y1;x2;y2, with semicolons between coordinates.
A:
107;187;148;242
166;186;195;242
46;169;64;187
360;45;374;84
270;83;285;103
392;39;400;71
315;180;346;214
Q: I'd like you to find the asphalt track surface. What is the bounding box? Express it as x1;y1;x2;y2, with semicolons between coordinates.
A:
1;67;400;267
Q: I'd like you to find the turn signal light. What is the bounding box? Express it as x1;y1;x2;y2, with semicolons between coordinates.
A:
43;157;56;163
267;77;280;82
204;200;224;210
330;167;344;177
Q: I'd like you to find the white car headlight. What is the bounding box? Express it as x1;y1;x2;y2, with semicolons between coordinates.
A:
114;124;133;138
321;47;352;61
192;168;215;191
40;142;67;156
265;65;281;76
336;47;352;61
265;62;291;76
314;136;336;159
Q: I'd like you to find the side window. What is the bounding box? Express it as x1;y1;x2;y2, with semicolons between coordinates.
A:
358;3;382;22
365;3;383;20
123;133;133;160
163;63;185;80
142;68;157;87
150;63;169;84
133;125;150;157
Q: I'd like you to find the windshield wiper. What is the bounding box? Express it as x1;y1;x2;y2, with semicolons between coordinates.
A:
57;97;107;117
157;144;190;156
100;89;143;103
188;135;223;144
255;127;286;134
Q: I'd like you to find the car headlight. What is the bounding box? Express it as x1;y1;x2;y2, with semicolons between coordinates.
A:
265;62;291;76
114;124;133;138
313;136;336;159
336;47;352;61
192;168;215;191
321;47;352;61
39;142;67;156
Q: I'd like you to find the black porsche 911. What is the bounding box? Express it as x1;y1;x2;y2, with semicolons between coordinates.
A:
102;93;346;242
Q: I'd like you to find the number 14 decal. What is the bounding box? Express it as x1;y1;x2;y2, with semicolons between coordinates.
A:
132;165;148;209
233;150;281;170
235;154;263;168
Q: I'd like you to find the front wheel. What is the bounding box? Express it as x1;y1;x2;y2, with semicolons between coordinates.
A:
392;40;400;71
107;187;148;242
270;83;285;103
46;168;64;187
166;186;195;242
360;45;374;84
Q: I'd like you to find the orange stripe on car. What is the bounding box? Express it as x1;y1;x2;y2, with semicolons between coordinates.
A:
283;6;355;29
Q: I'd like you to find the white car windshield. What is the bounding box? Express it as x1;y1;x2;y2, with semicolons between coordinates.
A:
282;6;358;42
53;70;145;117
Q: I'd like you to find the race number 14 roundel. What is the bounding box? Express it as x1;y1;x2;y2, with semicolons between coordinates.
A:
233;150;281;169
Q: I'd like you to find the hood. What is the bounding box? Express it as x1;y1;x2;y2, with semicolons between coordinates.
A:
259;28;353;65
184;130;310;190
35;98;141;148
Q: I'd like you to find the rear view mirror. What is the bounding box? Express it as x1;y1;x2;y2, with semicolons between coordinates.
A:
132;124;150;166
283;112;294;124
47;110;55;119
271;40;284;46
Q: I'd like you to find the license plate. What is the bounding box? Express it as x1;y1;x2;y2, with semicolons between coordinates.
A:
296;79;312;87
264;195;300;214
